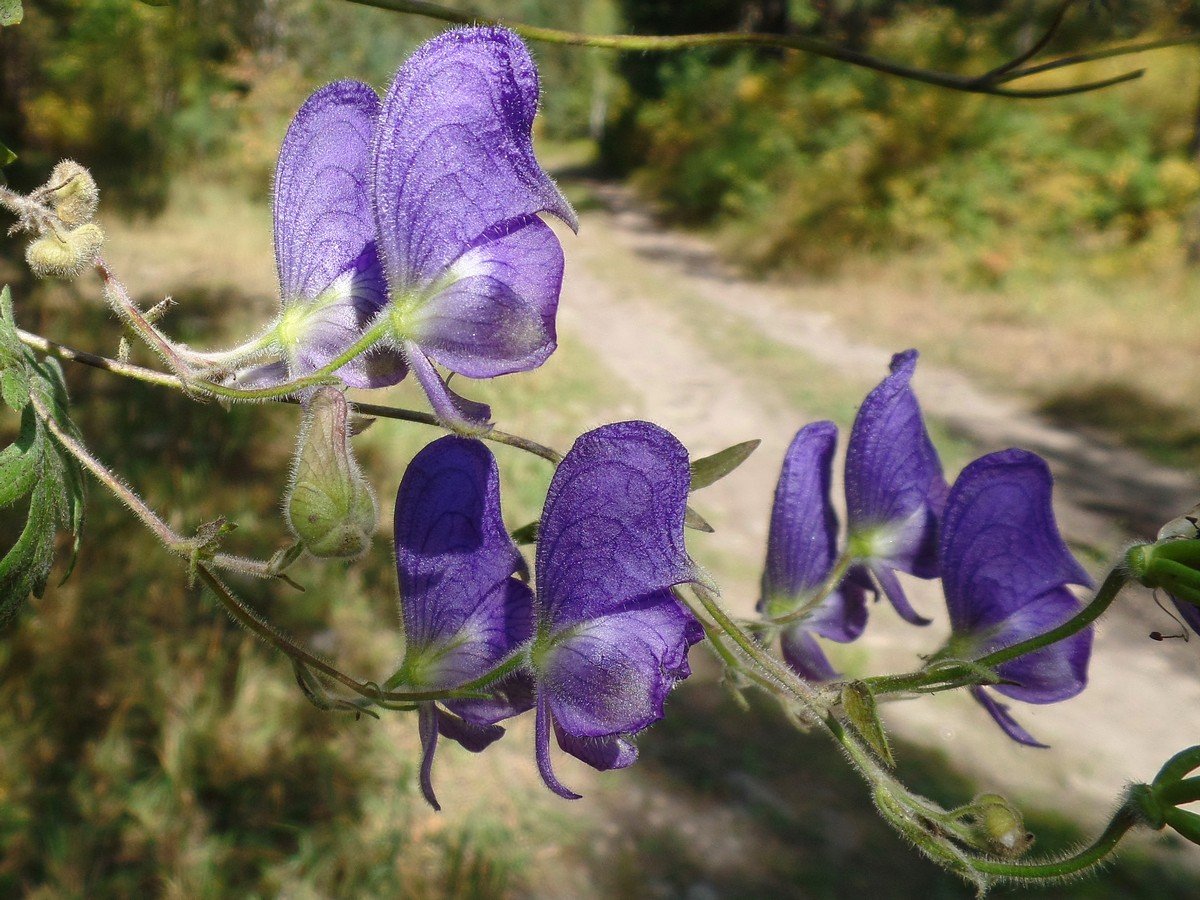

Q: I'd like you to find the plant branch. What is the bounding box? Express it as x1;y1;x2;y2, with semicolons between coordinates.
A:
343;0;1196;98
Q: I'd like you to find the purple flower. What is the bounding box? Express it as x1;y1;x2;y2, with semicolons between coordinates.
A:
845;349;949;625
392;436;534;809
760;422;867;681
371;27;578;430
530;422;703;799
939;449;1094;747
266;80;406;387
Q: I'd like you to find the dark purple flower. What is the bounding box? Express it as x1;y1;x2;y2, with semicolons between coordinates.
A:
371;27;578;430
940;449;1094;747
845;349;949;625
267;80;406;387
530;422;703;798
392;436;534;809
760;422;867;681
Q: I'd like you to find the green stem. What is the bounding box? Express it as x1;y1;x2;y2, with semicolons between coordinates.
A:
869;565;1129;696
764;551;853;626
966;806;1139;880
341;0;1191;98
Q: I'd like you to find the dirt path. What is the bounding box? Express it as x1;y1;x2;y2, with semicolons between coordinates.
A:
552;181;1200;832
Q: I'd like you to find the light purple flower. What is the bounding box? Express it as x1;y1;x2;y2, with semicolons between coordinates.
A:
760;422;867;681
265;80;407;388
940;449;1094;747
530;421;703;799
392;436;534;809
371;27;578;430
845;349;949;625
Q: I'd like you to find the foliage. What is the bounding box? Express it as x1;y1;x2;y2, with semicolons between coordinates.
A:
604;6;1200;280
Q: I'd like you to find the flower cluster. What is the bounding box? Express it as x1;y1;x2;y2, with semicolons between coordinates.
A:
256;27;577;430
391;422;702;804
760;351;1093;746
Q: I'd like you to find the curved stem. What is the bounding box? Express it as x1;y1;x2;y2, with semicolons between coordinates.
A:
342;0;1195;98
966;806;1139;880
869;565;1129;695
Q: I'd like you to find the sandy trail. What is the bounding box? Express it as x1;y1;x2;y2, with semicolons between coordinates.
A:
553;181;1200;833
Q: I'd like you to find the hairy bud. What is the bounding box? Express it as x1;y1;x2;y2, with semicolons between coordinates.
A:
968;793;1034;858
25;223;104;279
285;387;377;558
46;160;99;226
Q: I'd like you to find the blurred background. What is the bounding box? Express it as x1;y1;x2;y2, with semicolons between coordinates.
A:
2;1;1200;896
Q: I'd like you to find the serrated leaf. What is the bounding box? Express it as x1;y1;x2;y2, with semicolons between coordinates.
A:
0;0;22;27
690;439;760;492
0;407;39;508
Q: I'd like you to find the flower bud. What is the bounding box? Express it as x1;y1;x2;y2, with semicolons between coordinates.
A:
46;160;99;226
25;223;104;279
969;793;1033;858
1126;539;1200;606
285;387;377;558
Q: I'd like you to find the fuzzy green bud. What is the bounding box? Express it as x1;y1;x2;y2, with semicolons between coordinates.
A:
46;160;99;226
25;223;104;279
285;387;376;558
969;793;1033;858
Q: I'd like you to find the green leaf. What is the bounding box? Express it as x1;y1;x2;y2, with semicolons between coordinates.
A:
684;504;714;533
0;286;86;621
0;139;15;168
689;439;760;491
0;0;22;27
842;681;895;768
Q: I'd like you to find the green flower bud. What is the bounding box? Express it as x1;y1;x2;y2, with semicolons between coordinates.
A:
25;223;104;279
1126;539;1200;606
968;793;1033;858
285;387;376;558
46;160;99;226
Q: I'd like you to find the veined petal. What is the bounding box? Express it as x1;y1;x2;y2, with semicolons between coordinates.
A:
535;422;695;630
845;350;948;577
409;216;562;377
275;80;380;302
405;343;492;431
984;587;1091;704
554;727;639;772
435;706;505;751
940;449;1092;637
373;27;576;291
761;421;839;604
538;591;702;738
394;436;532;691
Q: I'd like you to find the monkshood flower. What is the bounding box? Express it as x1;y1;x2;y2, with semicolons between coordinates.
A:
760;421;868;681
939;449;1094;747
530;422;704;799
392;436;534;810
370;27;578;430
845;349;949;625
258;79;406;387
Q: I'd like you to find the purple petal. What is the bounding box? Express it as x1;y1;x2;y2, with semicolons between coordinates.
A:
940;449;1092;638
286;244;408;387
554;727;639;771
845;350;948;578
394;436;532;690
761;421;839;603
410;216;563;378
870;563;933;627
418;703;442;810
1171;595;1200;637
780;627;840;682
273;82;405;387
444;671;535;726
373;27;576;291
538;590;702;738
970;687;1049;748
536;690;582;800
275;80;379;302
985;587;1092;704
806;578;869;643
435;705;505;752
405;344;492;431
536;421;695;630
